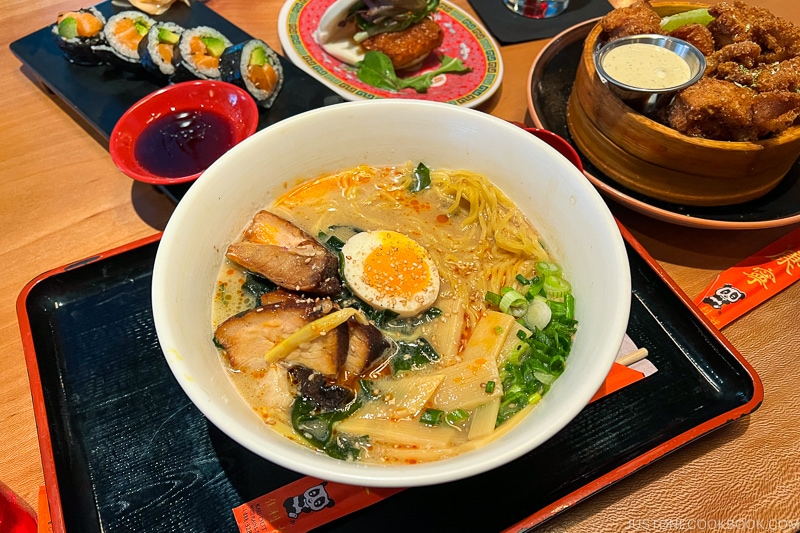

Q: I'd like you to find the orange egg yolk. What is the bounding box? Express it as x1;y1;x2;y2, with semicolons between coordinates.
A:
362;235;431;299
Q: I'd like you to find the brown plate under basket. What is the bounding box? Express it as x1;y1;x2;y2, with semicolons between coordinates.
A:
567;1;800;207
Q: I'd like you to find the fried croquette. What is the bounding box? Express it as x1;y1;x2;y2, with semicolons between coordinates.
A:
362;17;444;70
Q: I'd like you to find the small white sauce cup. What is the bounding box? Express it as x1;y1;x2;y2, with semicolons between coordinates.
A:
594;34;706;116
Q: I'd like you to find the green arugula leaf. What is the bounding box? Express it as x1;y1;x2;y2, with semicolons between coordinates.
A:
356;51;402;91
397;55;471;92
355;51;471;94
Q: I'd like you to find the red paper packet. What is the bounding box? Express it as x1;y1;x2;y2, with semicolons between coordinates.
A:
37;486;52;533
694;226;800;329
232;478;402;532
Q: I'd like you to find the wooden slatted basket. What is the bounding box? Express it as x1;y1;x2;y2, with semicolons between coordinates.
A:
567;2;800;206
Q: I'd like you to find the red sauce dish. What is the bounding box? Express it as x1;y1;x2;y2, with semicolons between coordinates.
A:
109;80;259;185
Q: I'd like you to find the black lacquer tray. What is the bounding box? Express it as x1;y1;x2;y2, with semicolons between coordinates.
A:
9;0;345;203
18;228;762;533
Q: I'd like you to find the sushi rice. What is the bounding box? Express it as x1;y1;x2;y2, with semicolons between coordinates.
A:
172;26;232;81
139;21;185;78
93;10;155;67
52;7;107;65
220;39;284;108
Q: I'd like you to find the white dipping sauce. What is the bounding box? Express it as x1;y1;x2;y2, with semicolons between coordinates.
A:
602;43;692;90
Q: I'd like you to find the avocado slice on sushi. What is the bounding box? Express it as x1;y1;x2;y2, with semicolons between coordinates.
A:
158;27;181;45
171;26;233;81
133;18;151;36
220;39;284;109
249;46;268;66
57;17;79;39
52;7;107;65
139;22;185;79
201;36;227;58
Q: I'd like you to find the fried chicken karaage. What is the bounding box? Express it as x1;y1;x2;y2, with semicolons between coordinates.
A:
598;0;800;141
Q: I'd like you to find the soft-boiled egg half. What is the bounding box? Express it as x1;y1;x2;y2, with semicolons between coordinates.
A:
341;230;440;317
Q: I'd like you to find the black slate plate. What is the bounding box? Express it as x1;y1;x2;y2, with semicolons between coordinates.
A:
18;231;761;533
467;0;612;45
9;1;345;203
527;19;800;230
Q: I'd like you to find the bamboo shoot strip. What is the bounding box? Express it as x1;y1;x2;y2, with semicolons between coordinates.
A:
467;398;501;440
354;374;445;420
335;418;459;448
459;310;516;362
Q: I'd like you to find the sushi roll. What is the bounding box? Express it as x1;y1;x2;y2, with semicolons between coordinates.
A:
92;10;155;70
138;22;184;80
220;40;284;109
171;26;232;82
52;7;107;65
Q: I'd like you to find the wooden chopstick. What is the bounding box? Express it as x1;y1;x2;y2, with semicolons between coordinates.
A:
617;347;649;367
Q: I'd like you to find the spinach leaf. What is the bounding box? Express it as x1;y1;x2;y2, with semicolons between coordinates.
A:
391;337;440;373
408;162;431;192
241;273;277;303
291;396;361;451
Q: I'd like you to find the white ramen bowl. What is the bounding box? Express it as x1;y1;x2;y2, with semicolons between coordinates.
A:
152;99;631;487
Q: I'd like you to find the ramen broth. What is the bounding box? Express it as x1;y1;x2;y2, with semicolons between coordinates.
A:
212;163;575;464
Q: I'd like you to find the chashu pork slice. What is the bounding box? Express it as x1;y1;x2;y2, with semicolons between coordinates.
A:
226;211;342;295
215;290;348;376
343;318;390;379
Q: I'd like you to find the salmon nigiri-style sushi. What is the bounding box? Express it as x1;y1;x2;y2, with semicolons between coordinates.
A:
52;7;107;65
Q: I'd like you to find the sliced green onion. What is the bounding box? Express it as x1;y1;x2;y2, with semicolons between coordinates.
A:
515;274;531;285
420;408;444;426
485;380;496;393
565;293;575;320
550;355;566;374
446;409;469;425
499;289;527;316
485;291;501;306
536;261;562;278
533;370;556;385
523;298;552;331
543;275;572;300
526;275;544;299
547;299;568;319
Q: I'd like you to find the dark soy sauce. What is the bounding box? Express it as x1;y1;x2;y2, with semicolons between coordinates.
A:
134;110;235;178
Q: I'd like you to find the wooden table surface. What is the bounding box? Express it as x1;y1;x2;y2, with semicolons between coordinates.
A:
2;0;799;530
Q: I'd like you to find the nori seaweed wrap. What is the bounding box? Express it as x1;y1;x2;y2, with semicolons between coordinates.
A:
138;21;185;80
171;26;232;82
52;7;107;66
92;11;155;70
220;39;284;109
